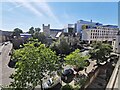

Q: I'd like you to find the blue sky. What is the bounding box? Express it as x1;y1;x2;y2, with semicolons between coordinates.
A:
1;2;119;31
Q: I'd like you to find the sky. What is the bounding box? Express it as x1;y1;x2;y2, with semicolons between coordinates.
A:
0;1;119;31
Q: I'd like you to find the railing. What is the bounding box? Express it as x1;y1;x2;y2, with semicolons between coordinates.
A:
106;56;120;90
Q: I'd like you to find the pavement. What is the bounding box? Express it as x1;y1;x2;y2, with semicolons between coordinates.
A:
112;54;120;89
0;42;14;87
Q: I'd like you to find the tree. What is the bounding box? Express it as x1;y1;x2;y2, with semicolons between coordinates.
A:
35;28;41;33
61;84;74;90
28;27;35;35
13;28;23;36
33;32;47;44
50;37;71;55
82;25;88;30
9;42;60;90
89;43;112;64
64;49;89;72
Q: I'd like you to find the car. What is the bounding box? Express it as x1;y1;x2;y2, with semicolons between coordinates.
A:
8;59;18;68
43;78;53;89
61;69;74;83
62;69;74;76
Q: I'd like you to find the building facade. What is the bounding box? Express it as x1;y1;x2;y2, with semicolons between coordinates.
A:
43;24;63;38
0;30;13;43
115;31;120;53
82;25;119;43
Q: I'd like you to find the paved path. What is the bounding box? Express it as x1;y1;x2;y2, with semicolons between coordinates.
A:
0;42;14;87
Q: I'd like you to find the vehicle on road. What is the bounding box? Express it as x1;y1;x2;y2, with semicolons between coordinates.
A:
61;69;74;83
8;59;18;68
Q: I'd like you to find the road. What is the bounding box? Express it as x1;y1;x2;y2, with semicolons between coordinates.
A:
0;42;14;87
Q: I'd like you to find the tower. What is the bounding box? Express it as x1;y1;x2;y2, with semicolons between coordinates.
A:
43;24;50;36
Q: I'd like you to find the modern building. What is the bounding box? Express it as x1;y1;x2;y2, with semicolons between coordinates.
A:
82;25;119;43
42;24;63;38
64;24;75;33
76;20;102;33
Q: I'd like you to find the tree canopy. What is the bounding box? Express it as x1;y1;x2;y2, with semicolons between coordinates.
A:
13;28;23;36
89;43;112;63
9;41;60;89
28;27;34;35
64;49;89;69
50;37;71;55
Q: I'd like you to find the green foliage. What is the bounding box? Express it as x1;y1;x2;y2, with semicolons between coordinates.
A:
33;32;47;44
9;42;60;89
61;84;74;90
28;27;34;35
64;49;89;68
35;28;41;33
50;37;71;55
82;25;88;30
89;43;112;63
13;28;23;36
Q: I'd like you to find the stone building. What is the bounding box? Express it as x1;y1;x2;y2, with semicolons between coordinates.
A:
42;24;63;38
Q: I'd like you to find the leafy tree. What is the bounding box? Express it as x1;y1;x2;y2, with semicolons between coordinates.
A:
35;28;41;33
13;28;23;36
9;42;60;90
89;43;112;64
82;25;88;30
61;84;74;90
33;32;47;44
64;49;89;72
50;37;71;55
28;27;35;35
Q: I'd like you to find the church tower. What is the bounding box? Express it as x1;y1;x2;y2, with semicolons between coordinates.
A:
43;24;50;36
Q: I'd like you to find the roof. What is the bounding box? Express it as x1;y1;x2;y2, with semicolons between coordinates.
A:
50;29;63;32
56;32;62;38
102;25;118;28
20;33;32;36
77;20;103;26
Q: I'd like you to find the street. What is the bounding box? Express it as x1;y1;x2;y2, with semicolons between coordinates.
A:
0;42;14;87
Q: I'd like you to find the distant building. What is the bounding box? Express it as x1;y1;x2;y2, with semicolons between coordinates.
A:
20;33;32;39
0;30;13;43
76;20;102;33
42;24;63;38
82;25;119;43
64;24;75;33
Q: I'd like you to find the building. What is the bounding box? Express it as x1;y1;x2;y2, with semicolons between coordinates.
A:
64;24;75;33
82;25;119;43
42;24;63;38
114;30;120;53
0;30;13;43
76;20;102;33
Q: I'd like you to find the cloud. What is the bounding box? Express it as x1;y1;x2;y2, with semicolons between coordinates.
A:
8;0;43;16
7;0;62;27
33;0;62;26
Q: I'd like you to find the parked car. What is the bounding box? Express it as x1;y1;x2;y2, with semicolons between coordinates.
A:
43;78;53;89
61;69;74;83
8;59;18;68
